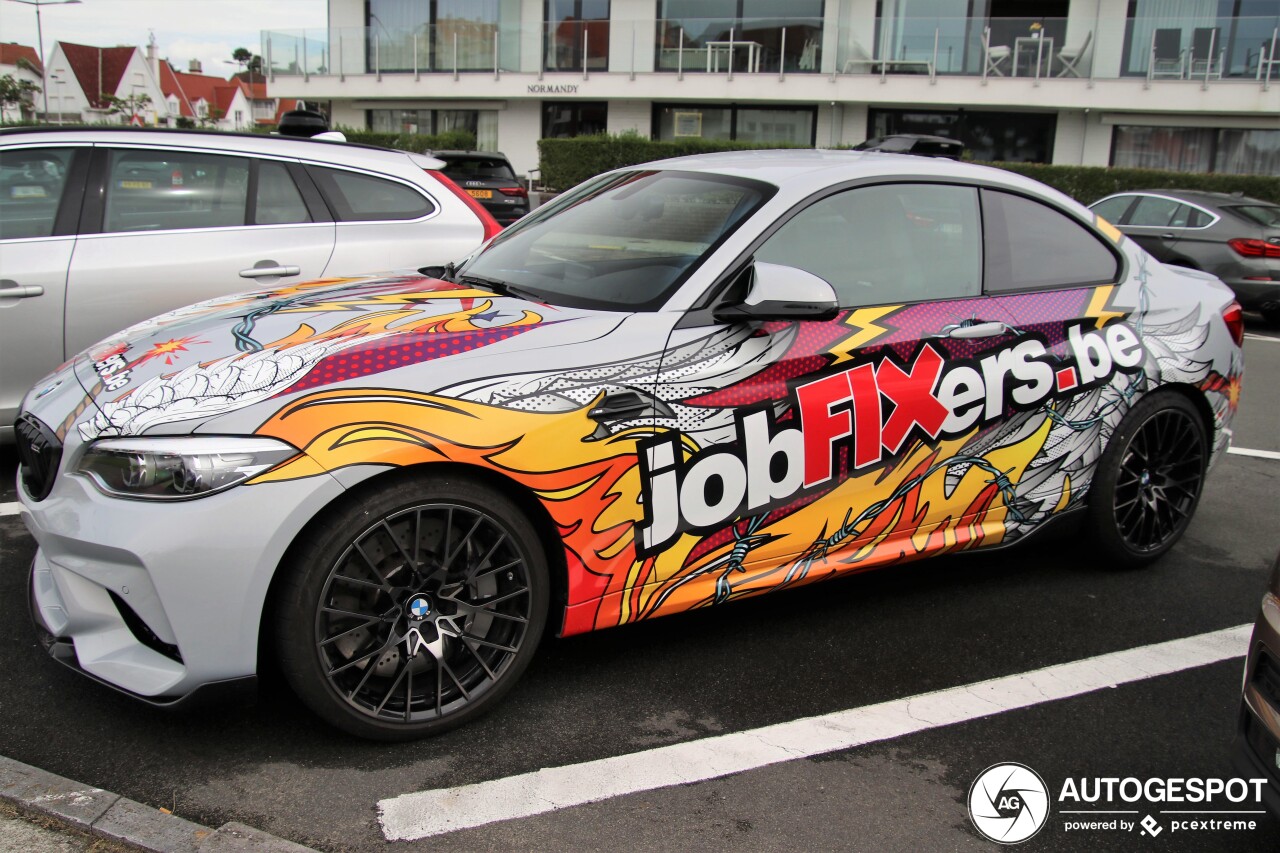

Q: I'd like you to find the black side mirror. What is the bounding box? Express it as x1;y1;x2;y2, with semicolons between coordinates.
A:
713;262;839;323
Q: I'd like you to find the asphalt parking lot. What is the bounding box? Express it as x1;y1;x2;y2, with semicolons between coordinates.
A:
1;317;1277;852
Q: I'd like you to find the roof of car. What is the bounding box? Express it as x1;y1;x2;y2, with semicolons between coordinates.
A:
1102;188;1274;207
429;150;511;160
0;126;405;160
631;148;1081;211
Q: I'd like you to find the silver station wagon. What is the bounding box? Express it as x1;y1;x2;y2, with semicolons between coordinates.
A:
0;128;499;442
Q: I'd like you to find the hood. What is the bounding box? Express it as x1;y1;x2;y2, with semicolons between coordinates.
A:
66;273;612;441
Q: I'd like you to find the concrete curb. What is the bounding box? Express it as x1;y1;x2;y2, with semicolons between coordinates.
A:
0;754;316;852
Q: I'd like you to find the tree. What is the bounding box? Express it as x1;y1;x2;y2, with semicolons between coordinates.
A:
103;92;153;125
0;73;41;121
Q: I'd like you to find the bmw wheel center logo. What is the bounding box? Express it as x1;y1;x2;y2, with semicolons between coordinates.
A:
968;762;1050;844
408;596;432;620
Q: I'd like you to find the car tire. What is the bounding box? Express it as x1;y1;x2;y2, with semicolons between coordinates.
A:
275;473;549;740
1084;392;1207;568
1262;306;1280;328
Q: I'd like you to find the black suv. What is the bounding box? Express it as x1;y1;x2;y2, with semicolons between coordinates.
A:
430;151;529;226
853;134;965;160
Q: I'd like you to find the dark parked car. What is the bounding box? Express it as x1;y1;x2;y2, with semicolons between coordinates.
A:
853;134;965;159
1234;548;1280;817
1090;190;1280;324
429;150;530;226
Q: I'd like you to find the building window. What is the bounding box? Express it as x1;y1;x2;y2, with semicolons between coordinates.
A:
867;108;1056;163
369;109;479;137
1121;0;1280;78
1111;126;1280;175
546;1;610;72
543;101;608;137
656;0;824;74
368;0;510;72
654;103;815;145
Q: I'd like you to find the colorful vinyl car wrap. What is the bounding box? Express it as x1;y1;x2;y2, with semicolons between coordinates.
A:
54;263;1240;638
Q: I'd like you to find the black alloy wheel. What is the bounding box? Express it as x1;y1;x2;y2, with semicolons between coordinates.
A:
276;476;549;740
1086;393;1207;566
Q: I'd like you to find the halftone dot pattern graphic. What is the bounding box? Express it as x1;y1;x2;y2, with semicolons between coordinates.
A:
687;318;854;408
285;326;539;393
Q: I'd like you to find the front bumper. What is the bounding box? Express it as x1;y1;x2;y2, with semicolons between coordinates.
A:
20;448;347;703
1233;592;1280;817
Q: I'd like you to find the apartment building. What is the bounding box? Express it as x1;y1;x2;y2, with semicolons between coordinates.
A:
262;0;1280;178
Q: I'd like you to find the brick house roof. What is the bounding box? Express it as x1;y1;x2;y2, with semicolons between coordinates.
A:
0;43;42;73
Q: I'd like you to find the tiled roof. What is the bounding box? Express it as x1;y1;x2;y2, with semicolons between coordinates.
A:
58;42;136;109
0;43;42;73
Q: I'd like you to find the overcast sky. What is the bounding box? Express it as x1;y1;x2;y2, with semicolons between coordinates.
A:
2;0;327;79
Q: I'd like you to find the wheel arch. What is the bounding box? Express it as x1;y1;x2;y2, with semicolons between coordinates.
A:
1151;382;1218;449
258;461;572;671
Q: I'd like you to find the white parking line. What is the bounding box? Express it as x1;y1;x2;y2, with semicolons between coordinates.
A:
378;624;1252;841
0;503;23;518
1244;334;1279;343
1228;447;1280;461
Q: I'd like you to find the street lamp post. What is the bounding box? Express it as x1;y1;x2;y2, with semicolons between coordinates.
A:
5;0;82;123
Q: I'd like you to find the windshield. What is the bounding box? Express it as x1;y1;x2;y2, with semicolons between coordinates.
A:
457;170;773;311
442;157;517;181
1228;205;1280;228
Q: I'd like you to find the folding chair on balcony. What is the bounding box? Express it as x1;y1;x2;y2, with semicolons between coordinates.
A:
1054;29;1091;77
1258;28;1280;82
1148;28;1185;80
1189;27;1224;79
983;27;1011;77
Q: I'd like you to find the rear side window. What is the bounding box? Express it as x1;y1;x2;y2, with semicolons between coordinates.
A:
0;147;76;240
103;149;249;233
253;160;310;225
983;190;1121;293
308;167;435;221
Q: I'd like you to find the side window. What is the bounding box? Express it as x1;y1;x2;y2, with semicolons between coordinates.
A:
983;190;1121;293
1090;195;1135;225
308;167;435;221
754;183;982;307
253;160;310;225
1128;195;1182;227
1184;207;1211;228
0;147;76;240
103;149;249;233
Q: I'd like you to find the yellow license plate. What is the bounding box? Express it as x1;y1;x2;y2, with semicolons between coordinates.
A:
119;180;153;189
466;189;493;199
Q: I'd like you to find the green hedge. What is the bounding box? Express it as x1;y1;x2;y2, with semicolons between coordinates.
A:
336;128;476;152
984;162;1280;205
536;135;1280;204
537;135;809;191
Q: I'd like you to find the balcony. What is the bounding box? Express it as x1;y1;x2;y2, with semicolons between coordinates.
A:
260;14;1279;88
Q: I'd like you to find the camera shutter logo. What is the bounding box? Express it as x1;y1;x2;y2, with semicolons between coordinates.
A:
968;763;1051;844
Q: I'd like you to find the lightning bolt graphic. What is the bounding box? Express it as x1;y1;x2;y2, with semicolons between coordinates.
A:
828;305;900;365
1084;285;1126;330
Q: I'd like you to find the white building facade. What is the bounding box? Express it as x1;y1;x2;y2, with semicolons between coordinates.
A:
262;0;1280;179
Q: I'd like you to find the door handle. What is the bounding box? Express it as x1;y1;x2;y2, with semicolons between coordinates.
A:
935;321;1011;339
1160;233;1175;239
0;280;44;298
239;264;301;279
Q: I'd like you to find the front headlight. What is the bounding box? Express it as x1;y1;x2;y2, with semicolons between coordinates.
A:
77;437;297;501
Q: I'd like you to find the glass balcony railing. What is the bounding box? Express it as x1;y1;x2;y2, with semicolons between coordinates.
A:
655;16;824;74
261;14;1279;85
